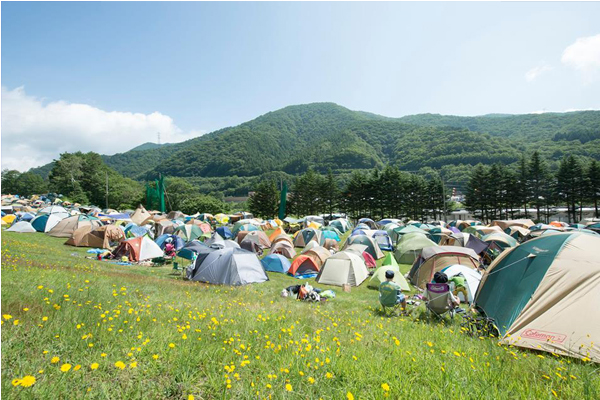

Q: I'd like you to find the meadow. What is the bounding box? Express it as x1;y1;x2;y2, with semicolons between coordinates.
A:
1;231;598;399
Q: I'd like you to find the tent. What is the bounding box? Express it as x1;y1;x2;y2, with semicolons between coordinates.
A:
393;225;428;237
408;246;480;289
508;226;531;241
216;226;234;239
428;226;453;245
1;214;17;226
186;247;267;285
288;255;320;276
268;227;287;242
261;254;291;273
131;205;152;225
66;225;125;249
272;234;294;246
46;215;100;238
269;240;296;259
39;205;68;215
236;230;271;248
394;233;437;264
303;246;332;267
367;265;410;291
204;232;240;249
441;264;482;304
482;232;518;250
31;214;65;233
316;252;369;287
177;240;209;260
320;230;341;242
293;228;322;248
344;234;384;260
6;221;36;233
155;234;186;250
358;218;377;229
112;236;164;262
447;232;490;255
329;219;350;233
17;212;36;222
378;218;402;228
372;230;393;251
382;252;398;268
167;211;186;221
475;232;600;362
383;223;402;245
125;224;152;239
322;239;340;252
232;223;259;237
491;219;535;231
174;224;204;242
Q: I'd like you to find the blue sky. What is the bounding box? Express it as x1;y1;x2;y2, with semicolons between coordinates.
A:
2;2;600;170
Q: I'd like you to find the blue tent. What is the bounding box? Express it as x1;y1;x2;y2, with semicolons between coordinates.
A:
372;230;393;251
125;224;151;238
177;240;209;260
216;226;233;239
351;228;367;236
18;212;35;222
155;234;185;250
261;254;291;273
321;230;341;242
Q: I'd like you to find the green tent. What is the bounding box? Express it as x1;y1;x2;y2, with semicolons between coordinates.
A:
393;225;428;237
383;223;401;244
368;265;410;291
174;224;204;242
394;232;436;265
382;252;398;268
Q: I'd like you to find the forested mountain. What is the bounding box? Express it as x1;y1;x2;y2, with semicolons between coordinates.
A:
29;103;600;197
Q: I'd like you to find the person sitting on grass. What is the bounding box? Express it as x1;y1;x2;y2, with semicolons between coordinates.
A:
379;270;407;314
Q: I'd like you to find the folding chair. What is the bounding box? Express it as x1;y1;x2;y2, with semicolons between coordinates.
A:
425;283;457;319
379;290;404;317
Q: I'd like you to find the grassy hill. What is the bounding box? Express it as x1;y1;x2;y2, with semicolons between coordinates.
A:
29;103;600;195
2;231;598;398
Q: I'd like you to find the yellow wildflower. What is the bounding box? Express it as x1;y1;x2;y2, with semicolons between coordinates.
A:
60;363;72;372
20;375;36;387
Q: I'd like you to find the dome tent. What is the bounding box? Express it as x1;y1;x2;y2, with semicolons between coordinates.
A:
408;246;480;289
261;254;291;273
367;266;410;291
394;233;436;264
316;251;369;287
475;232;600;362
112;236;164;262
186;247;268;286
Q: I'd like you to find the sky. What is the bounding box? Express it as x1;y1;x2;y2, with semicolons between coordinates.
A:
2;1;600;171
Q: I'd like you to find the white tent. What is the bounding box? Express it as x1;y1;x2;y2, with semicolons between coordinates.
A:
441;264;482;303
6;221;36;233
316;251;369;287
139;236;165;261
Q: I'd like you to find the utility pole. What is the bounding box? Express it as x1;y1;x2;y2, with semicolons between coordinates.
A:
105;171;109;209
442;182;447;223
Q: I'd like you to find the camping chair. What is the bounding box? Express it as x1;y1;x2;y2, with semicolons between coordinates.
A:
425;283;457;319
379;290;404;317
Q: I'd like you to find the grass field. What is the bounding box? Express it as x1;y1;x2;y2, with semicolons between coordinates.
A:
2;230;599;399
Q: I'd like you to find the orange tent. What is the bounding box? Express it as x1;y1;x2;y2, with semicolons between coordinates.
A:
268;227;286;242
288;255;320;276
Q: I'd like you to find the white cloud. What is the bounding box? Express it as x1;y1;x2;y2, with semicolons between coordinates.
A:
525;63;553;82
1;86;201;171
561;34;600;80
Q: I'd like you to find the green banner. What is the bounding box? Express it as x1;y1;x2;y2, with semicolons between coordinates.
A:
278;181;287;220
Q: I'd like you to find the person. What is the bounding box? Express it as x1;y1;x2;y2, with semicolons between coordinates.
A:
448;273;468;304
424;271;460;307
379;270;407;314
164;237;176;258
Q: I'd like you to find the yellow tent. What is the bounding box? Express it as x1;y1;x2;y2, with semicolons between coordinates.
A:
2;214;17;225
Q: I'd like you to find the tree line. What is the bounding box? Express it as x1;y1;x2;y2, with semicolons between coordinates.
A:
464;152;600;223
248;166;449;221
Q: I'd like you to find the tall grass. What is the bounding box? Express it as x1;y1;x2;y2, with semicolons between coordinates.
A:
2;232;598;399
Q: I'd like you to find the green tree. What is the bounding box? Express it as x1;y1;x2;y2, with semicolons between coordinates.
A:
587;160;600;218
16;172;48;197
1;169;22;195
248;180;280;219
528;151;550;222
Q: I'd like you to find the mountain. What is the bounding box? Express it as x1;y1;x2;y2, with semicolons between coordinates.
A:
30;103;600;196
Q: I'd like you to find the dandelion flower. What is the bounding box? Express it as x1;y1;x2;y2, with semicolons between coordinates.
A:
347;392;354;400
130;362;138;368
51;357;60;364
73;365;81;371
114;361;126;370
12;379;22;387
169;343;175;348
152;354;159;360
285;383;292;392
382;383;390;391
60;363;72;372
20;376;36;387
188;396;195;400
90;363;99;370
3;314;13;320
